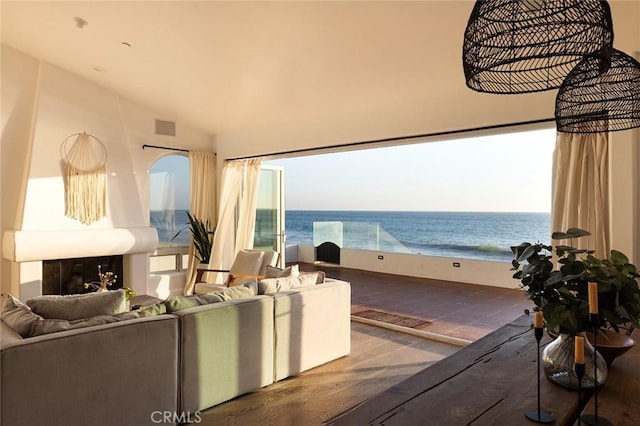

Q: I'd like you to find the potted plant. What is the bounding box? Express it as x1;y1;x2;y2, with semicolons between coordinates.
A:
173;212;215;264
511;228;640;388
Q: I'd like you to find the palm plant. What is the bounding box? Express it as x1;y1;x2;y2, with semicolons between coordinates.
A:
172;212;215;263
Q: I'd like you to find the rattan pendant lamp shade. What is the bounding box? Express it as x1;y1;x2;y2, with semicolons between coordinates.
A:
555;49;640;133
463;0;614;94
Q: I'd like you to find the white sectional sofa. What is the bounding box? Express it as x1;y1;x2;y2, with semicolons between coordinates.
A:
0;278;351;426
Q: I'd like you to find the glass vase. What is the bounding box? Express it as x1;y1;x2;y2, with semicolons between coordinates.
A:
542;332;607;390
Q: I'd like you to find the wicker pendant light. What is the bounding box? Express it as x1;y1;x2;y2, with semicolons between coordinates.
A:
555;49;640;133
463;0;614;94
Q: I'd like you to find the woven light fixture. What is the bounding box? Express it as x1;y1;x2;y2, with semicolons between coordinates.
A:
463;0;614;94
555;49;640;133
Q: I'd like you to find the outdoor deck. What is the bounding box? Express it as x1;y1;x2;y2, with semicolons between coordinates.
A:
196;263;532;425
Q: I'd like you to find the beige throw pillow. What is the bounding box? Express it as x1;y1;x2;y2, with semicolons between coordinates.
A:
26;289;127;320
265;264;302;278
258;273;320;294
1;294;43;338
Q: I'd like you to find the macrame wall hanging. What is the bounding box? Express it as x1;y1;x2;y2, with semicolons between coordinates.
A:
60;132;108;224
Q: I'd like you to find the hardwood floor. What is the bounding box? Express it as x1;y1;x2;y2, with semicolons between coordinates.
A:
195;264;531;426
196;322;458;426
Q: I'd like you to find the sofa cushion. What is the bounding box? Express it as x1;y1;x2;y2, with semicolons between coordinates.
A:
164;281;258;312
26;289;127;320
30;311;141;336
1;294;43;338
258;273;321;294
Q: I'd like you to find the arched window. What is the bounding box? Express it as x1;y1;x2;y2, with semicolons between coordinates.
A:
149;155;190;272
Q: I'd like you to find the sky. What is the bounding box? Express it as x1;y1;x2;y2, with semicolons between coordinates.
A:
149;155;190;211
149;127;557;213
265;127;556;213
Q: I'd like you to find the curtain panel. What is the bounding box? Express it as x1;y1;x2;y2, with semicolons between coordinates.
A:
551;132;609;257
207;158;262;284
183;151;217;295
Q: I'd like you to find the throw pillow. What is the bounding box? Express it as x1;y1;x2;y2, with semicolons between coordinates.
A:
1;294;43;338
300;270;326;284
258;273;320;294
265;265;292;278
163;295;204;313
215;280;258;301
265;264;300;278
30;311;140;337
163;280;259;312
135;302;167;317
26;289;127;320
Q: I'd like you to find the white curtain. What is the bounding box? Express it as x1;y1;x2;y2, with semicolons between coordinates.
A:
183;151;217;295
207;158;262;283
551;132;609;257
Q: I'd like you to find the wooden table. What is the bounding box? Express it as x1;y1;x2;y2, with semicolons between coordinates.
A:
576;332;640;425
328;315;583;425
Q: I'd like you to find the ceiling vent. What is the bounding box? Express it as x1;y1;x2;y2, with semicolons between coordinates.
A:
155;119;176;137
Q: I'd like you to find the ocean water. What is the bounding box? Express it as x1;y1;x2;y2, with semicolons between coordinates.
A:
152;209;551;263
151;209;192;246
285;210;551;263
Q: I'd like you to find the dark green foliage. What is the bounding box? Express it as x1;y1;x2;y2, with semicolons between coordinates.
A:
172;212;215;263
511;229;640;335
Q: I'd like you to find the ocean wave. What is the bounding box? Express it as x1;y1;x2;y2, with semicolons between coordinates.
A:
402;242;513;256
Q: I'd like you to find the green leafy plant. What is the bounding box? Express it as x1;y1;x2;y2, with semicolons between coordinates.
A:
511;228;640;336
172;212;215;263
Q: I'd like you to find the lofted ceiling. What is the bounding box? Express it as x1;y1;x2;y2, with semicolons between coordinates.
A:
1;1;474;136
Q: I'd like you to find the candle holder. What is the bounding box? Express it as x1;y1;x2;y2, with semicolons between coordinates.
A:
525;326;554;423
575;362;585;426
581;314;612;426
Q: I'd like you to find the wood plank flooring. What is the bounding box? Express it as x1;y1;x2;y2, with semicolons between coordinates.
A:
194;264;532;426
196;322;458;426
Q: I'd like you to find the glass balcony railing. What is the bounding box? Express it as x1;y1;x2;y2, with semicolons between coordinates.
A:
313;221;412;254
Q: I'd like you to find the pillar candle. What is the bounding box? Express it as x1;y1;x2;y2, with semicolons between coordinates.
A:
575;335;585;364
588;282;599;315
534;311;543;328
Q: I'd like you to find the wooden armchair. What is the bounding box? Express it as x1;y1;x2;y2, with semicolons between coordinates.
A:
194;249;279;294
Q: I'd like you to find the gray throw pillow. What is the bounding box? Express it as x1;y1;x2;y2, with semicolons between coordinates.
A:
26;289;127;320
1;294;43;338
31;311;140;337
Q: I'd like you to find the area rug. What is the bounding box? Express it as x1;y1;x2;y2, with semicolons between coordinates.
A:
352;309;433;329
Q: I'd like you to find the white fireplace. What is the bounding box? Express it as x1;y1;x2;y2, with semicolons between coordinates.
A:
2;228;158;300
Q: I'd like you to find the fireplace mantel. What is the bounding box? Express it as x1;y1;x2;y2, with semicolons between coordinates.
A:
2;227;158;262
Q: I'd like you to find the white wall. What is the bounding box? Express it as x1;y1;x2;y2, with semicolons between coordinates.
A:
296;244;518;289
216;1;640;279
1;46;214;298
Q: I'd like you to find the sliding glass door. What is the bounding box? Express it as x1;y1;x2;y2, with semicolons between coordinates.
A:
254;165;285;266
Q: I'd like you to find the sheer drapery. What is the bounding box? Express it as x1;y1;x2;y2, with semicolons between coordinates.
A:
207;158;262;284
183;151;217;295
551;132;609;257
